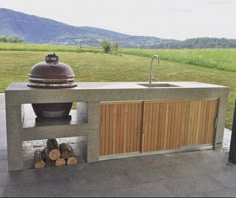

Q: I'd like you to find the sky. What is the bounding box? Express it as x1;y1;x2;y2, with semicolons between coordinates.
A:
0;0;236;40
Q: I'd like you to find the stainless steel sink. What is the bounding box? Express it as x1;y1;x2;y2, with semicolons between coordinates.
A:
138;83;180;88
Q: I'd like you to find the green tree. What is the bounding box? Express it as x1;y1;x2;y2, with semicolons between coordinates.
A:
111;42;119;55
0;36;24;43
7;36;24;43
0;36;7;42
100;38;111;53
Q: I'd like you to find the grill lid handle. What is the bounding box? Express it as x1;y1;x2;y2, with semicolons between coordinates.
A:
45;53;59;63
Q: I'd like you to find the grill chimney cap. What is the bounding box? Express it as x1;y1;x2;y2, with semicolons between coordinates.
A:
45;53;59;63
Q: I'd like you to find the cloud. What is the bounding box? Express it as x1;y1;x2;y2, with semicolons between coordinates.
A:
206;0;236;5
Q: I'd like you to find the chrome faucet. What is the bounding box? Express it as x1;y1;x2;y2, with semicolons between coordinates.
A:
149;55;160;85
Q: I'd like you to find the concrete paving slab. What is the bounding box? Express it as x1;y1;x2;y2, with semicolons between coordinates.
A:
2;180;100;197
190;175;224;194
208;167;236;188
100;182;176;197
0;165;88;187
86;170;133;188
0;160;7;173
126;165;170;185
182;191;208;197
0;151;7;160
0;187;4;198
0;110;6;151
133;182;176;197
0;173;9;187
67;161;135;191
136;153;172;168
205;186;236;197
0;94;5;107
97;156;143;172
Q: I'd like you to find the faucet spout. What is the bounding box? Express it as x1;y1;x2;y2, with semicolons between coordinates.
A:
149;55;160;85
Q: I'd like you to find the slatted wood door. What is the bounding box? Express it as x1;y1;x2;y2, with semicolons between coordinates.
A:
142;100;186;152
142;99;219;152
99;101;143;156
182;99;219;146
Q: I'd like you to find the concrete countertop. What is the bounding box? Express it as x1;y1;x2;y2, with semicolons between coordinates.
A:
5;81;229;105
6;81;228;91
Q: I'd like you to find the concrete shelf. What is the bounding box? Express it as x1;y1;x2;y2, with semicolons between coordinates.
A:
21;124;88;141
22;109;87;129
20;105;89;141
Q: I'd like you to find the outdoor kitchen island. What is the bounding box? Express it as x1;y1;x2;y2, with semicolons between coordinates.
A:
5;81;229;171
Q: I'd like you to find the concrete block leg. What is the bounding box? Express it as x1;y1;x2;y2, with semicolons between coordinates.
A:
214;96;228;150
87;101;100;162
6;105;23;171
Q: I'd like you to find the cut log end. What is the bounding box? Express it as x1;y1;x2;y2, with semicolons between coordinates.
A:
47;139;60;160
34;160;46;169
55;158;66;167
59;143;76;160
67;156;78;165
34;149;46;169
43;147;55;167
49;149;61;160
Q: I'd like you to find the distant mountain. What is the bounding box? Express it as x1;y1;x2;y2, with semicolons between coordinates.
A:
0;8;172;47
0;8;236;48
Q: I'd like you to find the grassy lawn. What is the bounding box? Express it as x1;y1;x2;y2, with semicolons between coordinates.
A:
123;48;236;72
2;43;236;71
0;42;101;53
0;51;235;129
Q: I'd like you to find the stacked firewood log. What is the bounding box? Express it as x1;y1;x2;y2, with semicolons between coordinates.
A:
33;138;78;169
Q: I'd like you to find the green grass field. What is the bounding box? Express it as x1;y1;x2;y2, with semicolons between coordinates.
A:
2;43;236;72
0;47;235;129
123;48;236;72
0;42;101;53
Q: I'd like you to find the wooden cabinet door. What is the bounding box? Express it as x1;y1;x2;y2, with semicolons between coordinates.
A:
142;100;186;152
182;99;219;147
142;99;218;152
99;101;143;156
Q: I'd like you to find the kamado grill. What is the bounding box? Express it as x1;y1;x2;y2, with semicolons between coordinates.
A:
28;53;77;120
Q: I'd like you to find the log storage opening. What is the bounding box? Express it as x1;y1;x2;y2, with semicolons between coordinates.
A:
33;138;78;169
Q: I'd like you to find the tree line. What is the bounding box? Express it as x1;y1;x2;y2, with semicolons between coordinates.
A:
148;37;236;49
100;37;236;50
0;36;24;43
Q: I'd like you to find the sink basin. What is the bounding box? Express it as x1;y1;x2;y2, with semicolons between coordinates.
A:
138;83;180;88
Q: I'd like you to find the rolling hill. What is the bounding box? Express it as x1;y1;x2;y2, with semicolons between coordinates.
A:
0;8;236;48
0;8;171;47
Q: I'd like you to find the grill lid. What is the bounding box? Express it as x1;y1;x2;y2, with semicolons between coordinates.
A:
28;53;77;88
